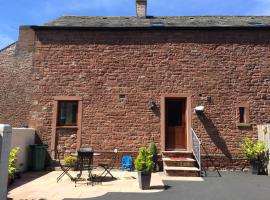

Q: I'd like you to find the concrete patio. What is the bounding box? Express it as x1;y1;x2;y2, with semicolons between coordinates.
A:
7;169;168;200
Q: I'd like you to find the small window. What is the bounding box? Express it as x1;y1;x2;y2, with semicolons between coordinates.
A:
236;103;250;126
57;101;78;126
239;107;245;123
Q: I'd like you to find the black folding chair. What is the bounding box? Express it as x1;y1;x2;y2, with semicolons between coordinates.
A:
56;152;75;182
98;149;118;181
75;148;95;186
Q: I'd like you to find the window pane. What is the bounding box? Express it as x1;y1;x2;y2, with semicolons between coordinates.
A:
58;101;78;126
239;107;245;123
167;100;183;126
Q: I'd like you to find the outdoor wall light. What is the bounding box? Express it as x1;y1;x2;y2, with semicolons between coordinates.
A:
195;105;205;113
148;100;157;110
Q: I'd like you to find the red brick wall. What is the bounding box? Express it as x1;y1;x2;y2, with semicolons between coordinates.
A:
56;128;77;158
0;43;32;127
26;28;270;169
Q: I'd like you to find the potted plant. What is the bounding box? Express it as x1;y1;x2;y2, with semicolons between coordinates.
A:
241;137;265;174
134;147;154;190
8;147;20;185
64;155;77;170
147;143;158;172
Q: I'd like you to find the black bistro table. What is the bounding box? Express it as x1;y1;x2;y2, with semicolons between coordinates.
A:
74;148;96;186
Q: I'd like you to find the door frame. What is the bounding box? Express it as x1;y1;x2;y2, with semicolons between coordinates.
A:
161;93;192;152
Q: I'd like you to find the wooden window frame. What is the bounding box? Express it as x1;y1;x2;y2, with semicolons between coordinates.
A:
236;102;250;127
57;100;78;127
51;96;82;159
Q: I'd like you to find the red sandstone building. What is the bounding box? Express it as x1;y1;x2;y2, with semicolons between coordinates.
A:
1;0;270;176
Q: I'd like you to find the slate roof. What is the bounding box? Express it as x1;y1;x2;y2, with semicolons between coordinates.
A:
42;16;270;28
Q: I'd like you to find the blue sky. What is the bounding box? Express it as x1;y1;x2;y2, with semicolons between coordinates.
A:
1;0;270;49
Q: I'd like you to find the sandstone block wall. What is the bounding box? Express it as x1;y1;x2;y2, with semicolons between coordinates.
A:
2;27;270;169
0;43;32;127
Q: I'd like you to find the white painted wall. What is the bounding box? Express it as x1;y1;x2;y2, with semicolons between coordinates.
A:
258;124;270;176
10;128;35;172
0;124;12;200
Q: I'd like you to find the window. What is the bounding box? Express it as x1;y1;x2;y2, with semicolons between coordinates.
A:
166;99;184;127
236;103;250;126
57;101;78;126
239;107;245;123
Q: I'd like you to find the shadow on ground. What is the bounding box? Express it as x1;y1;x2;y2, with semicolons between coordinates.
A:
7;171;51;192
64;172;270;200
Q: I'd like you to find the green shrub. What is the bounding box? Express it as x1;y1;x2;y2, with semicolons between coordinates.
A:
147;143;158;157
134;147;154;172
241;137;265;160
64;155;77;166
9;147;20;177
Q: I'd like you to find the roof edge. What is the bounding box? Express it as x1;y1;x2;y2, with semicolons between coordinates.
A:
21;25;270;31
0;42;16;53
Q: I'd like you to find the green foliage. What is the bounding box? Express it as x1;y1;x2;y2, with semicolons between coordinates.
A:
64;155;77;166
241;137;265;160
147;143;158;157
134;147;154;172
9;147;20;176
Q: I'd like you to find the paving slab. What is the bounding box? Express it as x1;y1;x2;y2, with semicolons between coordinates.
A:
7;169;164;200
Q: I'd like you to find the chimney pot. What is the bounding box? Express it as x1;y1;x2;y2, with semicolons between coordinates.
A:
136;0;147;18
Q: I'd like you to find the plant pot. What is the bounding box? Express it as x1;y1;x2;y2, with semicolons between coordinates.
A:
8;175;15;186
250;160;260;175
153;154;158;172
138;171;151;190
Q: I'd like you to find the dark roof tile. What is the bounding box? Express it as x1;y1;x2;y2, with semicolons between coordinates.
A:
42;16;270;28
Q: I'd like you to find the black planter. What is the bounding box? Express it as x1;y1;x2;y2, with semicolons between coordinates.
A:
138;171;151;190
153;154;158;172
8;175;15;186
250;160;260;175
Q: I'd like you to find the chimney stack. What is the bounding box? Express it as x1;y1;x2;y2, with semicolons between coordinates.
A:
136;0;147;18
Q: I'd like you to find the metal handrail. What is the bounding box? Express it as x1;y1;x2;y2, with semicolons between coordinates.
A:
191;128;201;172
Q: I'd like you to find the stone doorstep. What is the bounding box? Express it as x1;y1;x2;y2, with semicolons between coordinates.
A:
162;151;194;160
163;157;196;167
162;151;193;156
164;166;200;171
162;151;200;177
162;157;195;162
164;166;200;177
165;170;200;177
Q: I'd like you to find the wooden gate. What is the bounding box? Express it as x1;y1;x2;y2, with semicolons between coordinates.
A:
257;124;270;175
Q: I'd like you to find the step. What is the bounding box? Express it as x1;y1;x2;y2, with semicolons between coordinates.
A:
164;166;200;171
165;170;200;177
162;151;192;154
164;166;200;177
163;157;196;167
162;151;193;158
162;157;195;162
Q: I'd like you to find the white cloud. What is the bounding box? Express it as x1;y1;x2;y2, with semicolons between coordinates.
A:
0;34;14;50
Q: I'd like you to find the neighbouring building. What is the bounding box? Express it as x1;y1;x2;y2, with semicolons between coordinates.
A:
1;0;270;176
